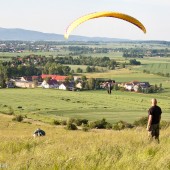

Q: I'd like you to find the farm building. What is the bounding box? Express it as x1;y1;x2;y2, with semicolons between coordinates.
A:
15;81;36;88
41;79;59;89
59;83;67;90
41;74;67;82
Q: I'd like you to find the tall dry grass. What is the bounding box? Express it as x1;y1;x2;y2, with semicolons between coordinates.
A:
0;114;170;170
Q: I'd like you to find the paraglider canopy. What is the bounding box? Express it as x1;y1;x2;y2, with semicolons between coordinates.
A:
64;11;146;39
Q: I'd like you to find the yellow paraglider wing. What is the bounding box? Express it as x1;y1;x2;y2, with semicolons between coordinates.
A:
64;11;146;39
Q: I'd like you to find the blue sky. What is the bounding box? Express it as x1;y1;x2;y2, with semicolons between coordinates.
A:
0;0;169;40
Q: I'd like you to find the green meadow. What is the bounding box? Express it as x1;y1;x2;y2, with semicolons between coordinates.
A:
138;63;170;74
1;69;170;124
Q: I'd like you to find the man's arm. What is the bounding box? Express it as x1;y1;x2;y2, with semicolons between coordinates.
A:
147;115;152;131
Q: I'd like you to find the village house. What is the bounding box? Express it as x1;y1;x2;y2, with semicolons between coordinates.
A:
6;80;15;88
10;76;42;88
124;83;134;91
15;81;36;88
20;76;33;82
76;82;83;89
134;82;151;92
41;79;59;89
19;76;42;82
58;82;75;91
41;74;67;82
124;81;150;92
59;83;67;90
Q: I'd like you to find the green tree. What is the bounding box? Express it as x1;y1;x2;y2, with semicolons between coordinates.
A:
86;66;92;73
77;67;83;73
81;75;87;81
0;63;7;88
88;78;95;90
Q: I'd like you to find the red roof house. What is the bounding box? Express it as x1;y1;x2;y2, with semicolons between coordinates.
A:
41;74;67;82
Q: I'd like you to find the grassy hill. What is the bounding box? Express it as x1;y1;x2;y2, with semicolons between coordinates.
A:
0;113;170;170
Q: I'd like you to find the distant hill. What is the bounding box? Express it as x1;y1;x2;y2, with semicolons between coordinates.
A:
0;27;129;42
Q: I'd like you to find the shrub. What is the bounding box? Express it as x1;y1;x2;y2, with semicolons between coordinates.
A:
112;124;121;130
53;120;61;125
12;115;24;122
105;123;112;129
133;117;148;127
60;120;67;125
113;121;134;130
65;123;78;130
81;123;90;132
112;121;125;130
66;118;89;126
67;118;76;124
74;119;88;126
88;118;110;129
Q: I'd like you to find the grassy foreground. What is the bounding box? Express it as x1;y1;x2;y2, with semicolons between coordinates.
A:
0;114;170;170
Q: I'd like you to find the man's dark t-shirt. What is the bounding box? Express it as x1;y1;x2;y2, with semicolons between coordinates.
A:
148;106;162;124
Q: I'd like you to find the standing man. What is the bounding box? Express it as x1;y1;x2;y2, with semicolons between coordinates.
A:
147;98;162;143
107;82;112;94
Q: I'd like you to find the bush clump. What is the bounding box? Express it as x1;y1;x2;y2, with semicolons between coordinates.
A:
74;119;88;126
112;120;134;130
88;118;110;129
133;117;148;127
12;115;24;122
67;118;76;124
65;122;78;130
53;120;61;125
67;118;88;126
60;120;67;125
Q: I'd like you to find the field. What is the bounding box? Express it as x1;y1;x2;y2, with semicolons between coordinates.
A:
1;69;170;124
138;63;170;74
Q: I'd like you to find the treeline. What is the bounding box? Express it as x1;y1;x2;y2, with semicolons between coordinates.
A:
66;46;109;54
3;55;117;69
55;56;116;69
123;48;170;58
53;117;170;131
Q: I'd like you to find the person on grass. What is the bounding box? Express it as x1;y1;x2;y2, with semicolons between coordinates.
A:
147;98;162;143
33;128;46;137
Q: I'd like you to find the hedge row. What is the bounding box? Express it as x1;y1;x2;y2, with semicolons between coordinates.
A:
53;117;170;131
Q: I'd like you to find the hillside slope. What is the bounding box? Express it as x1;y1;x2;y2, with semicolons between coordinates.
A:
0;114;170;170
